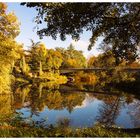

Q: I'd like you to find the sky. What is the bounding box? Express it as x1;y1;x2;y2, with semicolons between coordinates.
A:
7;2;102;58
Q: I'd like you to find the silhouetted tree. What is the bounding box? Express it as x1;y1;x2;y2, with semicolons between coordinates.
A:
22;3;140;63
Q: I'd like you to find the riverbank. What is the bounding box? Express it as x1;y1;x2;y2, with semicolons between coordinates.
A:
0;120;139;137
14;72;68;86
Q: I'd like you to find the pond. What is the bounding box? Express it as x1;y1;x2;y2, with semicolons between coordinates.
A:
0;82;140;129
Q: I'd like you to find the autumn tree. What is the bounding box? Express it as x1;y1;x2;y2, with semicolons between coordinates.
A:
46;49;63;70
22;3;140;63
0;92;14;119
18;55;30;75
29;41;47;75
0;3;22;93
56;44;86;68
74;71;97;90
88;50;136;87
88;51;116;68
87;56;96;68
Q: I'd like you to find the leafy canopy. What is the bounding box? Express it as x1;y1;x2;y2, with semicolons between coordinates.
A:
22;3;140;62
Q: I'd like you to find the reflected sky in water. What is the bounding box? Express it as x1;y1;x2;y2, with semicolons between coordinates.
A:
0;82;139;128
15;89;140;128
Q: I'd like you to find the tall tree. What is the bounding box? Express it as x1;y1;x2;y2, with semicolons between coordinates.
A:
22;3;140;63
0;3;22;93
29;41;47;75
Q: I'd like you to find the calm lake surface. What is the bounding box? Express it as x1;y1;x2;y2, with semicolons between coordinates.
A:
1;82;140;129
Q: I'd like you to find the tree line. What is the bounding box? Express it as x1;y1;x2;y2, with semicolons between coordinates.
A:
0;3;140;94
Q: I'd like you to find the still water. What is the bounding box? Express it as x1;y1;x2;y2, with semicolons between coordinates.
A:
1;82;140;128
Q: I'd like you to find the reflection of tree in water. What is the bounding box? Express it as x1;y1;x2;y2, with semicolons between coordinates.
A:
0;92;14;120
127;100;140;128
34;90;63;111
30;88;85;113
56;117;71;128
63;92;85;113
13;85;31;109
125;94;135;105
96;96;122;127
13;83;85;115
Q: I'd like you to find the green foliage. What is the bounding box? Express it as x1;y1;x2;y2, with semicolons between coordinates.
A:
56;44;86;68
22;3;140;62
0;118;138;137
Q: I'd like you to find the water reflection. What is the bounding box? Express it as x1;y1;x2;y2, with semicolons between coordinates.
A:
0;92;14;120
128;100;140;128
96;96;122;127
56;117;71;128
1;82;140;128
13;83;85;113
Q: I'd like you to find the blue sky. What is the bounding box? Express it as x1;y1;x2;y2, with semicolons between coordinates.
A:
7;2;102;58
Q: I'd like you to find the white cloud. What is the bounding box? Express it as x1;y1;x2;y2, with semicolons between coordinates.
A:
71;40;101;58
74;94;96;109
71;40;89;48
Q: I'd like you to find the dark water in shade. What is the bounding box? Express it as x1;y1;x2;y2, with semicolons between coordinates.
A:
1;83;140;128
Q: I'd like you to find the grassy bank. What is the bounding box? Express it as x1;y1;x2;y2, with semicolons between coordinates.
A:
0;119;139;137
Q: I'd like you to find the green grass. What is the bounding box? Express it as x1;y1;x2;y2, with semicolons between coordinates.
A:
0;120;139;137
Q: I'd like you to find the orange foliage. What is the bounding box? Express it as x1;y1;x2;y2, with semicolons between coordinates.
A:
128;62;140;68
74;72;97;86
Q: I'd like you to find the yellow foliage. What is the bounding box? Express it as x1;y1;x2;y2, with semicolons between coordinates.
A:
0;93;14;120
39;72;68;84
0;3;21;93
74;72;97;89
0;65;11;93
67;58;77;67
